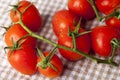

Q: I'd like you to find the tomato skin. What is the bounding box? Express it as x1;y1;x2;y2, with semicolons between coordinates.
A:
91;26;120;57
52;9;83;37
37;52;63;78
7;45;37;75
10;1;42;32
105;17;120;28
5;24;37;47
96;0;120;14
68;0;96;20
58;28;91;61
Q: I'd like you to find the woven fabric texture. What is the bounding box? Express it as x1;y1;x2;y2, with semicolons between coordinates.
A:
0;0;120;80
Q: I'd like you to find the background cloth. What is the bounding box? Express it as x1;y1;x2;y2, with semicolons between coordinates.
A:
0;0;120;80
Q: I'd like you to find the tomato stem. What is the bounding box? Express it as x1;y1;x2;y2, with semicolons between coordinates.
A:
74;19;81;35
71;33;76;49
76;31;91;37
46;47;58;72
109;38;120;62
2;26;10;31
96;59;118;66
88;0;102;21
21;3;32;14
15;6;118;66
108;45;116;63
46;46;58;62
13;6;33;34
16;34;30;46
37;48;45;59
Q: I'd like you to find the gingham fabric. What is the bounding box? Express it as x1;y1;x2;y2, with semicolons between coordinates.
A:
0;0;120;80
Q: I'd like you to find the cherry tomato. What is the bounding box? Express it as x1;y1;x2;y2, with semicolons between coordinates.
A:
7;45;37;75
10;1;42;32
5;24;37;47
52;9;85;37
52;9;82;37
58;28;91;61
68;0;96;20
105;17;120;28
91;26;120;57
37;52;63;78
95;0;120;14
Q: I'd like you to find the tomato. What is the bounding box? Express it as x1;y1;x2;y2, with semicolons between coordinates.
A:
68;0;96;20
95;0;120;14
5;24;37;47
10;1;42;32
58;28;91;61
7;45;37;75
37;52;63;78
52;9;83;37
105;17;120;28
91;26;120;57
52;9;77;36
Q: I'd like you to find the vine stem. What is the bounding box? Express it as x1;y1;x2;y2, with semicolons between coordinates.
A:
14;6;118;66
88;0;103;21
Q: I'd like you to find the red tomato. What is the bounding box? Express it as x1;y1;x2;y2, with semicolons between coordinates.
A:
58;28;91;61
91;26;120;57
7;45;37;75
52;9;83;37
68;0;96;20
105;17;120;28
37;52;63;78
5;24;37;47
95;0;120;14
10;1;42;32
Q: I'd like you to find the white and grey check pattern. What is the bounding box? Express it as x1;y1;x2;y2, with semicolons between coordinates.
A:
0;0;120;80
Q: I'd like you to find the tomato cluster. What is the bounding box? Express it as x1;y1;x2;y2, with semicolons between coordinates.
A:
4;1;63;78
3;0;120;79
52;0;120;59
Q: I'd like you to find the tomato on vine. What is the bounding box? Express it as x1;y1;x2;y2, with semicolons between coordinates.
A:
37;48;63;78
91;26;120;57
52;9;84;37
10;0;42;32
7;45;37;75
95;0;120;14
105;17;120;28
58;27;91;61
4;24;37;47
68;0;96;20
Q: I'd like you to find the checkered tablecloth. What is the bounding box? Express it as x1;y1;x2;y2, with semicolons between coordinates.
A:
0;0;120;80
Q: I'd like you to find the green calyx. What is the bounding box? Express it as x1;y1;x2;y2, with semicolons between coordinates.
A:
111;38;120;48
37;58;49;69
105;7;120;20
68;19;81;37
4;38;20;57
109;38;120;61
4;38;20;53
4;34;29;55
37;47;58;72
107;38;120;66
68;19;81;49
37;48;49;69
68;19;91;49
69;19;91;37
